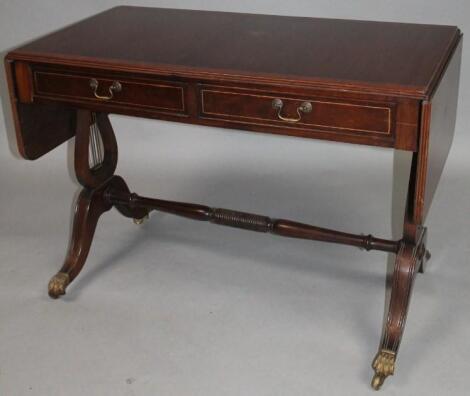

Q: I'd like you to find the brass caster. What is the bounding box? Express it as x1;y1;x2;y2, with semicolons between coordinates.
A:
371;374;386;391
48;272;70;299
133;214;149;225
371;349;395;390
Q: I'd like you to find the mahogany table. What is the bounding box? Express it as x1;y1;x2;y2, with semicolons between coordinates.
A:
4;6;462;390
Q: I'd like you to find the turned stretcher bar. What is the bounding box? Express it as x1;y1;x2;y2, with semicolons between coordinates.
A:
105;190;400;254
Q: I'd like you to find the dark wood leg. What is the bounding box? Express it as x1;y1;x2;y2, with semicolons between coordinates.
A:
48;183;112;298
372;48;463;387
48;110;119;298
371;228;429;390
370;147;433;390
48;175;150;298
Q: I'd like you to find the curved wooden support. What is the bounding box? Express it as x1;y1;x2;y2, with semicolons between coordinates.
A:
371;228;429;390
48;180;114;298
49;110;120;298
48;175;154;298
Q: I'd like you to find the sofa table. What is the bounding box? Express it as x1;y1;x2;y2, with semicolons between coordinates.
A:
4;6;462;390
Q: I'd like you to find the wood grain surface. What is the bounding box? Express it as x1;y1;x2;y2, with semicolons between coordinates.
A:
7;6;460;97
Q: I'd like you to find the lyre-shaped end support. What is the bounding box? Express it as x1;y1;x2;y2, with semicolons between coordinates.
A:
371;350;396;390
74;110;118;189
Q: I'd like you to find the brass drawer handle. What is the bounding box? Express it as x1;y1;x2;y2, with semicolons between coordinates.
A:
272;98;312;123
89;78;122;100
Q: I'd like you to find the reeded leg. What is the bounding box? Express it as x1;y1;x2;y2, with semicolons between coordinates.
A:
371;229;429;390
48;182;113;298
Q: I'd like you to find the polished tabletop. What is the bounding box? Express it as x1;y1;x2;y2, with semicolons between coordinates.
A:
9;6;460;97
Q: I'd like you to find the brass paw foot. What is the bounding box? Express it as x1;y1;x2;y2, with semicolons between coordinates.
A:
48;272;70;299
371;349;395;390
133;214;149;225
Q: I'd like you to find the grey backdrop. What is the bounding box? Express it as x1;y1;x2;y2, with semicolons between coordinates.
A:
0;1;469;395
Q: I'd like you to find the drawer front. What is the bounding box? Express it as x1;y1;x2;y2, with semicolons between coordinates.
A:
33;69;186;114
199;85;394;137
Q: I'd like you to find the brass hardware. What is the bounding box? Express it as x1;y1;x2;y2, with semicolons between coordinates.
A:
272;98;312;123
133;214;149;225
371;349;396;390
48;272;70;299
89;78;122;100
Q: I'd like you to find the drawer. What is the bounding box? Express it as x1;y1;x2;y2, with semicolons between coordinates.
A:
199;85;395;138
33;68;186;114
